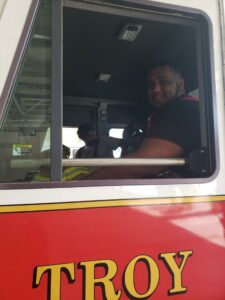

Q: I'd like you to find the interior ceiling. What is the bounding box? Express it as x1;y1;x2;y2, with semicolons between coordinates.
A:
63;6;197;102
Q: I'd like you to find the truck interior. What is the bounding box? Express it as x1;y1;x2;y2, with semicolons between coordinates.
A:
63;1;199;150
0;0;215;183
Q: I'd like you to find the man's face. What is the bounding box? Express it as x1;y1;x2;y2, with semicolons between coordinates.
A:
146;65;184;108
85;130;97;143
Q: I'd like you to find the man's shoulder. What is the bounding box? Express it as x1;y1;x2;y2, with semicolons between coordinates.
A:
75;146;85;158
179;95;199;102
151;95;200;125
164;96;199;113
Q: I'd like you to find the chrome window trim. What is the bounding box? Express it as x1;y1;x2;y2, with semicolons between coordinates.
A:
62;158;186;167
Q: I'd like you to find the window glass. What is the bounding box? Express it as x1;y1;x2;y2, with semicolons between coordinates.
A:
0;0;52;183
41;127;50;152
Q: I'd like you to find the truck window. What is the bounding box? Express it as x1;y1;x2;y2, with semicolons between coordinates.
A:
0;0;216;185
62;1;215;181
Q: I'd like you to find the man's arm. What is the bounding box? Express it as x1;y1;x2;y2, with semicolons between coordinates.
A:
84;138;184;180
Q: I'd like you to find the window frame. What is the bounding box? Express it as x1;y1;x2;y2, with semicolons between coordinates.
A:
0;0;219;189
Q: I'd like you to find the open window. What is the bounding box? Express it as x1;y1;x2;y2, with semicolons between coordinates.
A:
0;0;216;185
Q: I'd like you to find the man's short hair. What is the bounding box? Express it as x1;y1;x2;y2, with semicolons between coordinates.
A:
77;122;96;139
148;61;183;78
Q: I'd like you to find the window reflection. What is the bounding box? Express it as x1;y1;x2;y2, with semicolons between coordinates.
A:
0;0;52;182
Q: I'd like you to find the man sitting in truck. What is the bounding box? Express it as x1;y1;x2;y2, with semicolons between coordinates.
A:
75;122;123;158
82;62;200;179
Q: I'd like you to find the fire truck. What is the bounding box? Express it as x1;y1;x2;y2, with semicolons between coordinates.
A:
0;0;225;299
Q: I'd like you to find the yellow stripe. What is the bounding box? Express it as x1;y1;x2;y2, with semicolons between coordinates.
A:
0;195;225;213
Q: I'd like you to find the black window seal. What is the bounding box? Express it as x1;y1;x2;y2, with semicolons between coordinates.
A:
51;0;63;181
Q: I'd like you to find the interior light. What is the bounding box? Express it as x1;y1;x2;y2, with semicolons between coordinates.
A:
118;23;143;42
96;73;112;83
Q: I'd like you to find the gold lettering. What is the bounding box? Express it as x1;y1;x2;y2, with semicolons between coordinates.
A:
33;263;75;300
124;255;159;298
159;250;193;295
79;259;121;300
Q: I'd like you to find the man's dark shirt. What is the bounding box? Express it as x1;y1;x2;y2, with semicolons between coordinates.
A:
147;97;200;177
148;97;200;153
